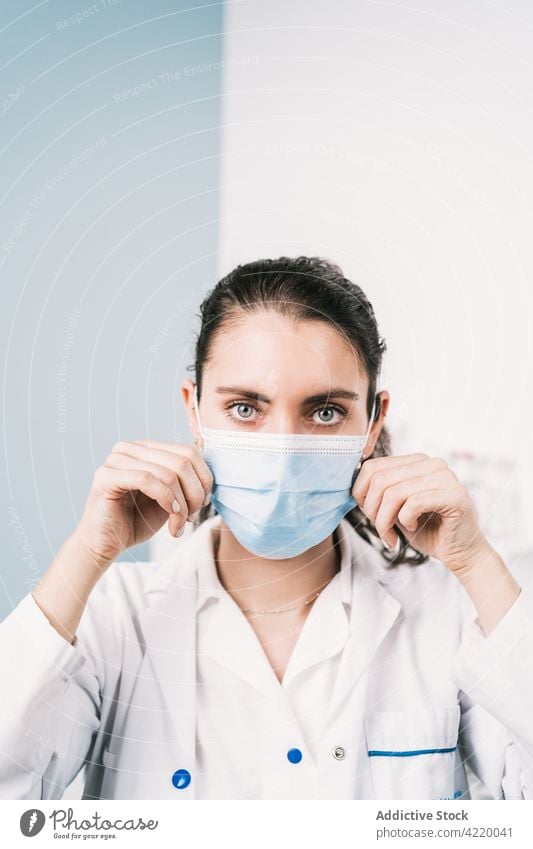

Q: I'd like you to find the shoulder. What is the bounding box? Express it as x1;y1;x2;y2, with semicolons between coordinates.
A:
340;519;465;625
73;523;216;666
342;519;454;594
381;553;462;616
380;542;533;628
85;518;219;618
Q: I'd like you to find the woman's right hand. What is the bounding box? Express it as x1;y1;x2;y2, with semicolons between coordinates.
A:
76;439;214;564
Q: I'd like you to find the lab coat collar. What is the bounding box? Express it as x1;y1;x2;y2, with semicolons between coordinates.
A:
195;513;353;614
326;519;403;718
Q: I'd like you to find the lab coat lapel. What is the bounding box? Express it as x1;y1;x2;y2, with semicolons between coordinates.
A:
135;562;198;798
327;533;402;718
198;594;283;697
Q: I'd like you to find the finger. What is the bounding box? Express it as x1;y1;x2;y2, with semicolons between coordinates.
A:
168;511;186;538
372;475;452;546
398;489;450;533
95;466;182;519
397;488;467;532
128;440;213;498
353;454;436;504
111;443;211;516
356;459;450;519
104;453;189;518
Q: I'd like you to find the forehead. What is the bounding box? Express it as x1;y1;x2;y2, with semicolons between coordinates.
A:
205;310;368;392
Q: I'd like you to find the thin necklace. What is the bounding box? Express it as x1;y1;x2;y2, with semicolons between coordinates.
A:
242;589;324;616
213;533;339;616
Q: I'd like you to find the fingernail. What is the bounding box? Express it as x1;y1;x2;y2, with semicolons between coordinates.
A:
172;500;181;514
190;510;201;522
203;491;211;506
176;526;185;537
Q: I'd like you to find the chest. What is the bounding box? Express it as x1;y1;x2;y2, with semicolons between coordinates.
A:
245;609;309;683
85;603;466;800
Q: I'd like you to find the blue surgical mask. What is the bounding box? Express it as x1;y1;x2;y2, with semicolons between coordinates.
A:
193;386;377;559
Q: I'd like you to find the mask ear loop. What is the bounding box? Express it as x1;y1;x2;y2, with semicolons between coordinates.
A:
362;383;380;451
351;383;381;485
364;394;378;442
193;384;205;442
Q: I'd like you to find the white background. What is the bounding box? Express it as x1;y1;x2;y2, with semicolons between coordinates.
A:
214;0;533;557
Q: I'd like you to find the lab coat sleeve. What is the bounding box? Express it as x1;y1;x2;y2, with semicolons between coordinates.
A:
450;570;533;800
0;591;102;800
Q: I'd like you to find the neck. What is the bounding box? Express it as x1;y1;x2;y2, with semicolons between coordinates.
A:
214;521;341;612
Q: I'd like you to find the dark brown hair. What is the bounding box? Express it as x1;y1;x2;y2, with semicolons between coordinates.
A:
187;256;428;566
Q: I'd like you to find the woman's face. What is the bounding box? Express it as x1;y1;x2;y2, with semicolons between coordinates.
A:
184;310;388;445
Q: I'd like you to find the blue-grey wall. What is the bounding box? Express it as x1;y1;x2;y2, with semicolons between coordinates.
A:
1;0;223;618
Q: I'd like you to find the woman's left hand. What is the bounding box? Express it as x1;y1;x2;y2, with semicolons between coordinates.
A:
353;453;489;573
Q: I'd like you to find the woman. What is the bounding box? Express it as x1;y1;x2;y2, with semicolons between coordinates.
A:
0;256;531;800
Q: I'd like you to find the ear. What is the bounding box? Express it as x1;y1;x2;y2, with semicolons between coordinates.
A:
181;379;203;448
363;390;390;459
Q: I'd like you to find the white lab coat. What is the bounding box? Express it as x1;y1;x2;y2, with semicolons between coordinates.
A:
0;514;532;800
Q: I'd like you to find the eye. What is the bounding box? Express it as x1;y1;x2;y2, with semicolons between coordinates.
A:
224;402;258;422
223;401;348;427
312;405;347;426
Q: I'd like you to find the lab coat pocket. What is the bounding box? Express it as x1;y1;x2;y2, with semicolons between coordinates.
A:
364;706;461;800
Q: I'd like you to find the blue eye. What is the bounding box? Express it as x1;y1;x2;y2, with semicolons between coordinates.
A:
225;402;256;422
223;401;348;427
313;406;346;426
235;404;254;419
316;407;335;423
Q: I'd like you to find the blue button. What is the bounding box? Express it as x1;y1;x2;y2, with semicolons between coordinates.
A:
287;747;303;764
171;768;191;789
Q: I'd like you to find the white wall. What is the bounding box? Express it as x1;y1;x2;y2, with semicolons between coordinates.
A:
216;0;533;556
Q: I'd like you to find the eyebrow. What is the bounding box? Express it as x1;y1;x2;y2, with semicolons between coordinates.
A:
215;385;359;404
